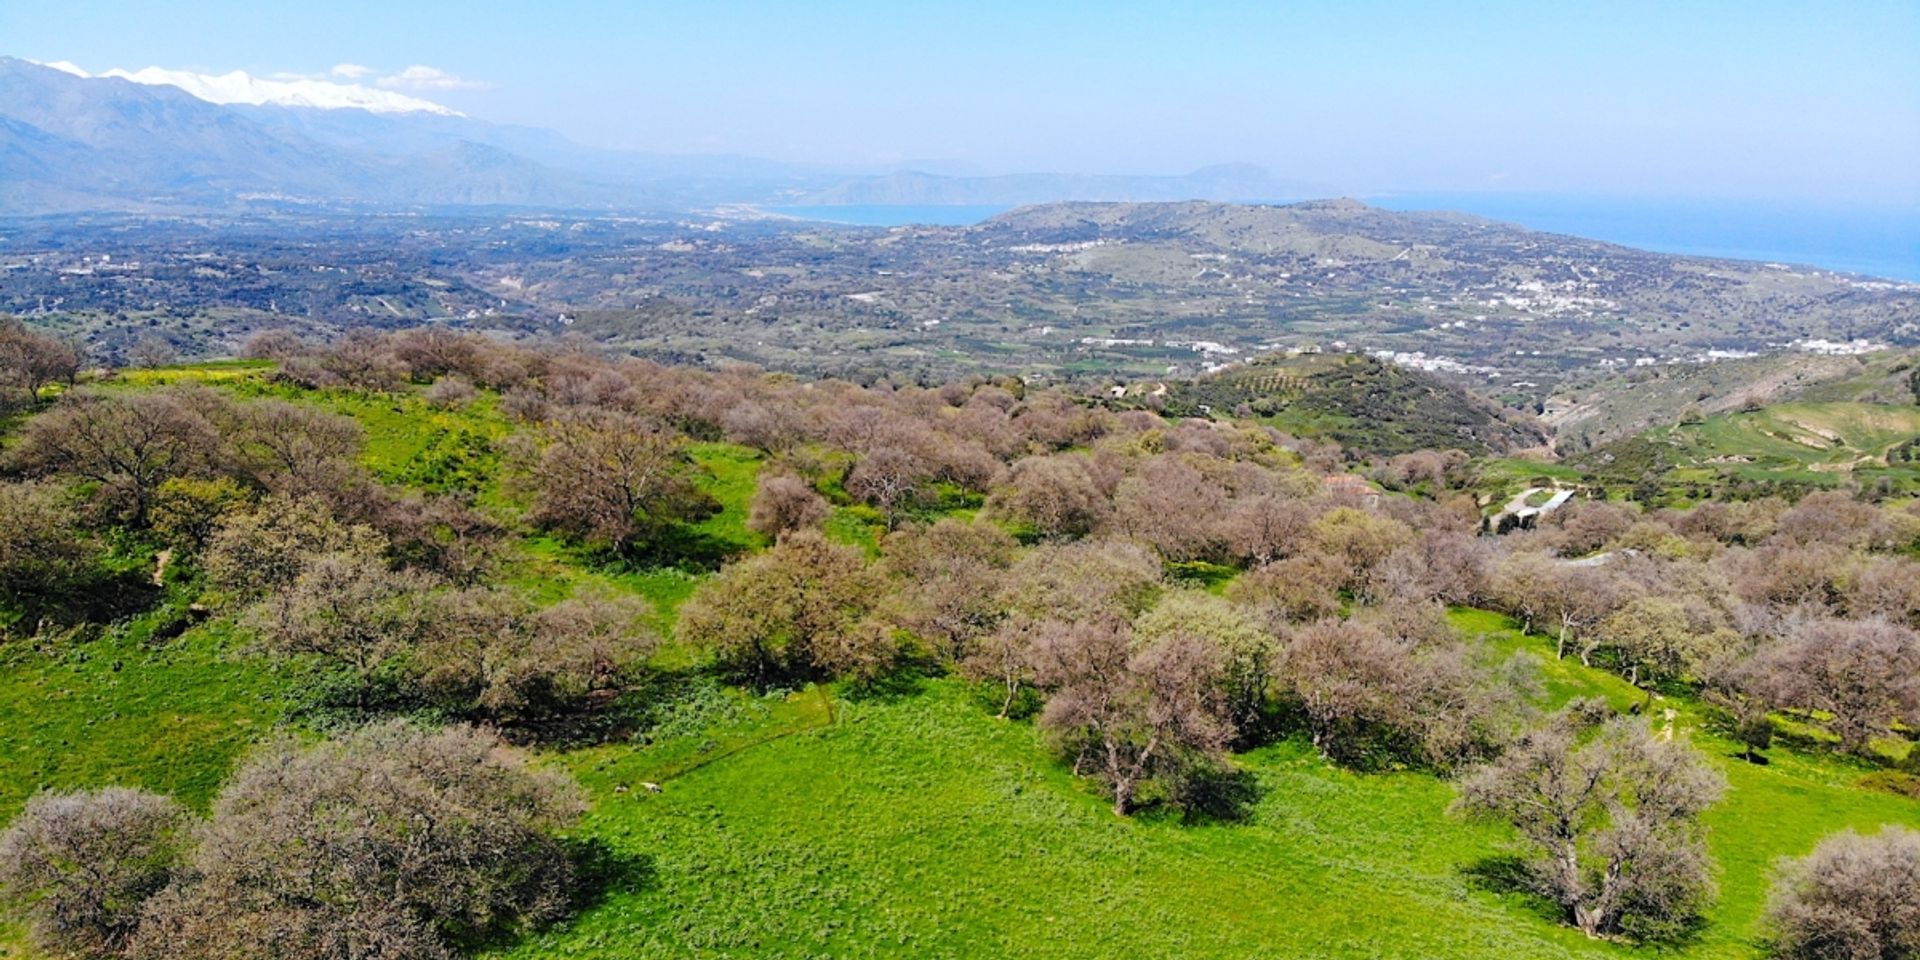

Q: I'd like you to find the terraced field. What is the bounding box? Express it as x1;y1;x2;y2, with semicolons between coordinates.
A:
1575;400;1920;494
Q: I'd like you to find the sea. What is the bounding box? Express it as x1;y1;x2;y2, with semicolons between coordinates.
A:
768;196;1920;282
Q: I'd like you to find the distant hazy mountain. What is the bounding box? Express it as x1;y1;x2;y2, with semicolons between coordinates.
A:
0;57;875;214
0;56;1329;216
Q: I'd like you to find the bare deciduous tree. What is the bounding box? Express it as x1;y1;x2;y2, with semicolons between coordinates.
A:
508;408;715;557
203;495;386;599
989;454;1108;539
1596;596;1734;687
999;537;1162;623
424;375;480;409
242;549;435;705
127;335;178;370
845;446;931;527
1752;617;1920;755
132;723;583;960
0;318;83;406
0;788;191;959
1765;826;1920;960
1030;617;1234;816
1226;555;1345;627
1307;506;1416;597
419;586;658;719
747;473;831;539
1278;615;1528;769
880;518;1017;661
0;481;103;616
1133;590;1276;739
5;390;220;526
677;530;881;684
1454;703;1725;940
224;398;366;501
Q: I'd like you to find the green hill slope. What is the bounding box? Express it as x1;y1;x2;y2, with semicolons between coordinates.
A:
1573;400;1920;493
1163;352;1549;456
5;363;1915;960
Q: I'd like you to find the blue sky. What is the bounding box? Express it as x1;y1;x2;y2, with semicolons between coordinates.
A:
8;0;1918;205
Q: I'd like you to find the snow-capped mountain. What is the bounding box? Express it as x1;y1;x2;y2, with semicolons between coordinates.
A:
38;60;461;116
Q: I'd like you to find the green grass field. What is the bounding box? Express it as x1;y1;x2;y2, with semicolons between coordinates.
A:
481;610;1919;960
1639;402;1920;489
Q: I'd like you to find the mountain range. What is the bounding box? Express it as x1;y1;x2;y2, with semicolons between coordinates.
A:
0;57;1314;215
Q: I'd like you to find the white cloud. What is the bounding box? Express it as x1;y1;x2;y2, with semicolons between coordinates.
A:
28;57;484;115
377;65;488;92
91;64;463;116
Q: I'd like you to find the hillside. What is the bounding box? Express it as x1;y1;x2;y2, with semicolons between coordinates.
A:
1571;400;1920;494
1547;349;1920;449
0;57;689;214
4;331;1918;960
1163;351;1550;456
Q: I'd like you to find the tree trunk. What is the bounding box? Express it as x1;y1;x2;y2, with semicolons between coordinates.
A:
1573;904;1604;938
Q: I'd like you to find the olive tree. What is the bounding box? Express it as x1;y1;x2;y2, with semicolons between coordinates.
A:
1596;596;1732;687
1454;702;1726;940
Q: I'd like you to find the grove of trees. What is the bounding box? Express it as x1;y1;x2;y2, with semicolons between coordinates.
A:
3;325;1918;954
